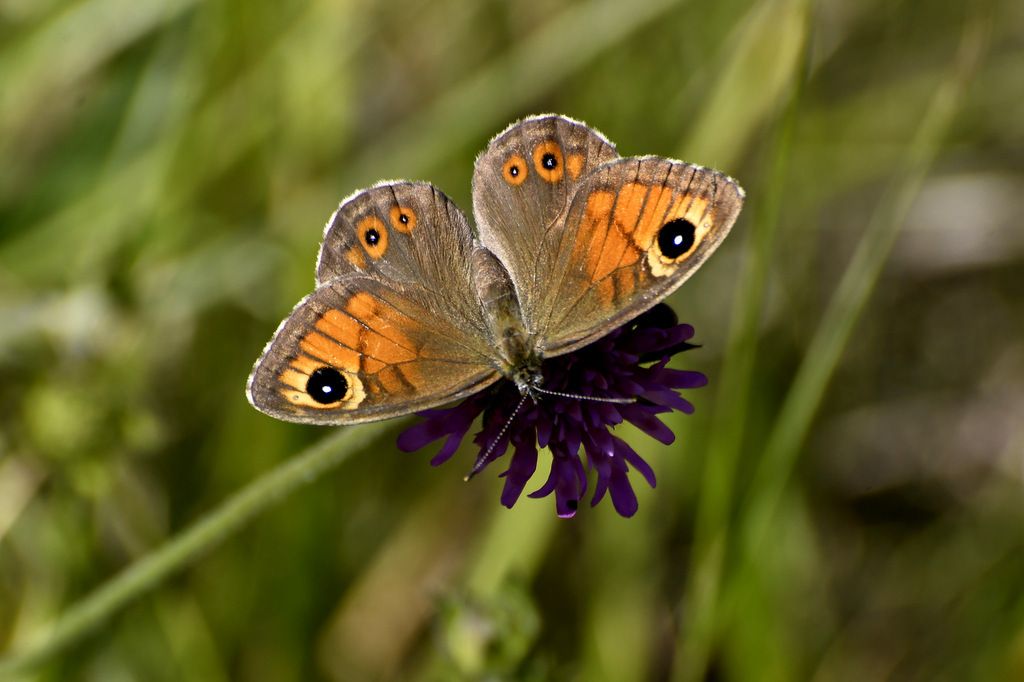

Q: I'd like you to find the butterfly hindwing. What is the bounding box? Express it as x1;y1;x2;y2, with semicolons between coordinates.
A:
471;115;620;330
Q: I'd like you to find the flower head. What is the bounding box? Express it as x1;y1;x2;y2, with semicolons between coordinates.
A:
396;304;707;518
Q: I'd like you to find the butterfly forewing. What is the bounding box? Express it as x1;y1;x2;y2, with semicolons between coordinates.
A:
247;277;501;424
535;157;744;356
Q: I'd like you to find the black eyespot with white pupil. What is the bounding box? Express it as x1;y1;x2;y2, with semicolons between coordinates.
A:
542;153;558;170
509;165;520;177
364;228;380;245
399;213;409;224
658;218;697;259
306;367;347;404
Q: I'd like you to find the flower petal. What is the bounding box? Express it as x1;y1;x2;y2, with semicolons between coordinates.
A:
396;303;706;518
500;436;538;508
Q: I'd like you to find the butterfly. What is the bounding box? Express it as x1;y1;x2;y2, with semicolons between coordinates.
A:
247;114;744;424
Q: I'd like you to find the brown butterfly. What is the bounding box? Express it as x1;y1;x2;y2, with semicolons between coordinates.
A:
247;115;744;424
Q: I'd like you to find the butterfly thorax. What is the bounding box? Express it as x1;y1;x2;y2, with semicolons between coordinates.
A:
472;244;544;395
502;328;544;398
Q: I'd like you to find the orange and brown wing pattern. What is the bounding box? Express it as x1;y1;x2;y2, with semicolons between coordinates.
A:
247;277;501;424
472;115;620;315
537;157;744;355
316;182;478;292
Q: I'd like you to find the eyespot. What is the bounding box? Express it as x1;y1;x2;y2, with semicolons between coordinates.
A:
657;218;697;259
357;215;389;259
389;205;417;233
503;154;528;186
306;366;348;404
532;140;563;183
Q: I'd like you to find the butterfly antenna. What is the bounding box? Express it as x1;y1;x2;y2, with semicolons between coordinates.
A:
465;394;528;482
531;386;636;404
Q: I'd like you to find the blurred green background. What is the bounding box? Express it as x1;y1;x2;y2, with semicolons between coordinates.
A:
1;0;1023;680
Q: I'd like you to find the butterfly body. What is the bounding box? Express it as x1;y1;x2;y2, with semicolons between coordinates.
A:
247;115;744;425
466;245;543;397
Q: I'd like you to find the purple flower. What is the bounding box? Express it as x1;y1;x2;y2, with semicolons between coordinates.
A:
396;304;707;518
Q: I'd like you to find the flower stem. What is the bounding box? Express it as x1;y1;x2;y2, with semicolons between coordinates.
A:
0;420;397;678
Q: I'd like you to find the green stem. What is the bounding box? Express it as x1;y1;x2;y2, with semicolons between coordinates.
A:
740;19;988;557
677;14;987;681
0;420;397;679
673;4;812;680
675;22;811;679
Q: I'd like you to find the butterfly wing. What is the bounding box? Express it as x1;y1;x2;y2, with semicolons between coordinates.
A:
471;114;619;330
537;157;744;355
248;183;501;424
472;115;743;357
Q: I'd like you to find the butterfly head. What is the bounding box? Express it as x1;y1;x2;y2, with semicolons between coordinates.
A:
510;360;545;401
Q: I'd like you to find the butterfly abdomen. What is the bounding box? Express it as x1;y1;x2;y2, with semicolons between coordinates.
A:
471;243;543;389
